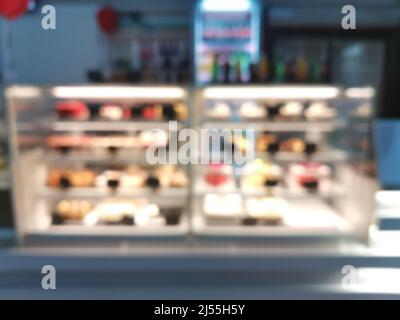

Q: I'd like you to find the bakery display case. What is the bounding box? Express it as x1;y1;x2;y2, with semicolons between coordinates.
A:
6;85;190;242
192;85;378;241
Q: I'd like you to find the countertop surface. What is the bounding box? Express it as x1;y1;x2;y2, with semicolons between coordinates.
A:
1;229;400;299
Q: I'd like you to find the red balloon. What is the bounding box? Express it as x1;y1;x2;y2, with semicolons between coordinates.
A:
97;6;118;34
0;0;29;20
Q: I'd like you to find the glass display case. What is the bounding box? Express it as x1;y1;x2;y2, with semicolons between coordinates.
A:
6;85;190;242
191;85;378;241
6;84;379;244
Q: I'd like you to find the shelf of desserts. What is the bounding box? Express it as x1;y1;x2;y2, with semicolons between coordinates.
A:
194;160;345;199
193;196;352;237
205;132;349;164
48;198;187;236
40;164;189;200
45;130;172;165
52;99;188;132
203;100;345;132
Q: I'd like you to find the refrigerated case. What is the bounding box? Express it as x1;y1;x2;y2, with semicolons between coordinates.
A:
6;85;191;242
6;84;379;244
194;0;261;84
192;85;378;241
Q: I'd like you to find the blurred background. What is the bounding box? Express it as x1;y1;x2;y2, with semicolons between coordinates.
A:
0;0;400;299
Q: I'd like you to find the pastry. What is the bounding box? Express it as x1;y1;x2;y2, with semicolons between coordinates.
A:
206;102;231;119
95;170;122;189
204;164;230;187
83;199;162;226
173;103;188;121
139;130;168;148
135;204;163;227
54;200;92;221
305;102;337;121
289;162;332;190
84;200;138;225
122;167;148;188
153;165;188;188
47;169;96;188
278;101;303;120
245;197;287;225
56;101;89;120
239;102;267;119
142;104;162;120
99;104;130;121
203;193;243;217
242;159;282;188
256;133;279;153
280;138;306;153
231;135;250;153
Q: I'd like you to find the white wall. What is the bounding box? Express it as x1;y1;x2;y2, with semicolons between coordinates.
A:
1;3;102;84
0;0;398;84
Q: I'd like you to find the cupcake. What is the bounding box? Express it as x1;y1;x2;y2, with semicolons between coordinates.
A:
305;102;337;121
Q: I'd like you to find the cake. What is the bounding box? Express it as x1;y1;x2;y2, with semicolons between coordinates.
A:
56;100;89;120
47;169;96;188
203;193;243;218
153;165;188;188
289;162;332;190
54;200;92;221
305;102;337;121
99;104;130;121
206;102;231;119
245;197;287;225
278;101;304;120
83;199;162;226
280;138;306;153
242;159;283;188
256;133;279;153
239;102;267;119
139;130;168;148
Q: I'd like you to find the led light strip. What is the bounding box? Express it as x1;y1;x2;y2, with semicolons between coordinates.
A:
5;86;41;99
203;86;341;100
345;87;376;99
52;86;186;100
